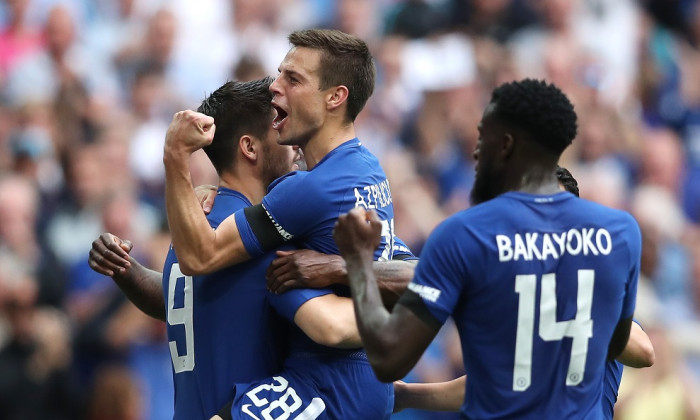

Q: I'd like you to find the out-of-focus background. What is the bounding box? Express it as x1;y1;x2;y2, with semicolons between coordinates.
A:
0;0;698;419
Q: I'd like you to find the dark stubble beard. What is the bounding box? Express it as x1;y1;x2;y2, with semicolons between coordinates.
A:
262;147;293;188
469;165;502;206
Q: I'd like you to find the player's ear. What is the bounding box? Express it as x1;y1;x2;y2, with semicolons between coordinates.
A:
239;135;258;163
501;133;515;159
326;85;349;111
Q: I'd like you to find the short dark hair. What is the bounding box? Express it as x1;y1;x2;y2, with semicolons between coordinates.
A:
556;165;579;197
288;29;375;122
197;77;274;175
490;79;577;154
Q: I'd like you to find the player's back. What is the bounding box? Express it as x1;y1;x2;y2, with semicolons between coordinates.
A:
163;188;287;420
441;191;640;419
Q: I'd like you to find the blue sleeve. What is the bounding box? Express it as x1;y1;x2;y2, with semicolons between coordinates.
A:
621;214;641;320
392;235;417;261
410;218;469;324
261;171;324;240
268;288;334;321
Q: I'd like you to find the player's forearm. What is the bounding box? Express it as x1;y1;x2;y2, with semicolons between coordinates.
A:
616;322;655;368
395;376;465;412
163;150;229;275
372;260;416;309
346;253;416;382
300;323;362;349
325;259;414;307
294;295;363;349
112;257;165;321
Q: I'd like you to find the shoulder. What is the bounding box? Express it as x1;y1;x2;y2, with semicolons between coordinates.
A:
425;209;483;250
327;139;384;173
267;170;310;191
576;198;641;232
207;192;251;226
264;170;332;210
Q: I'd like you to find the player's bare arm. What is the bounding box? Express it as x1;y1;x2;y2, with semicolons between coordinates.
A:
608;316;633;361
615;321;655;368
163;110;250;275
89;233;165;321
294;294;362;348
334;208;438;382
392;322;655;413
266;249;417;308
393;376;465;413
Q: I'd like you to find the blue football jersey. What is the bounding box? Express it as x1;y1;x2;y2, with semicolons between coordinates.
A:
163;188;287;420
602;360;623;420
235;138;402;261
221;287;393;420
408;191;641;419
230;138;403;418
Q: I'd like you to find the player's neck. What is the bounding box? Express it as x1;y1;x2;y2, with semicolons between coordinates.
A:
508;166;562;196
302;121;356;170
506;141;561;195
219;173;266;205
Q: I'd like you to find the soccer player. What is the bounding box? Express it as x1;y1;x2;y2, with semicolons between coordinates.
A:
89;77;367;420
391;166;654;419
104;29;414;419
334;79;643;419
555;166;654;419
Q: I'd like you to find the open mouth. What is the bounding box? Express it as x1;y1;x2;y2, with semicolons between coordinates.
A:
272;104;288;130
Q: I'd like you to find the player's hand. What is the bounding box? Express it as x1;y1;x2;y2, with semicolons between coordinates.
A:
266;249;346;293
333;208;382;259
88;233;133;277
164;110;216;156
195;184;217;214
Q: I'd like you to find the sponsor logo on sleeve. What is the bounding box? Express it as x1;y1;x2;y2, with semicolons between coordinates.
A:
407;283;441;303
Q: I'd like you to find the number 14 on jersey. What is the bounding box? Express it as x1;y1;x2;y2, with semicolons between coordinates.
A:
513;270;594;391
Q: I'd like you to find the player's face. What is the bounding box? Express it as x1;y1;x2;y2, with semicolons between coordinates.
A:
260;124;305;188
471;102;506;205
270;47;329;148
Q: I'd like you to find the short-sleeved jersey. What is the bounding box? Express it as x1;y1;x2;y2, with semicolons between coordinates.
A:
232;288;393;419
162;188;287;420
602;361;623;420
235;138;404;261
231;138;404;417
405;192;641;419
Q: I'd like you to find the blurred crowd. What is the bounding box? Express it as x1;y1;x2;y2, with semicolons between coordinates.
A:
0;0;699;419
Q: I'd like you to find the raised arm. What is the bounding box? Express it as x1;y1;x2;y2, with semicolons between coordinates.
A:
265;249;417;308
88;233;165;321
163;110;250;275
394;376;465;413
334;208;439;382
616;321;655;368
